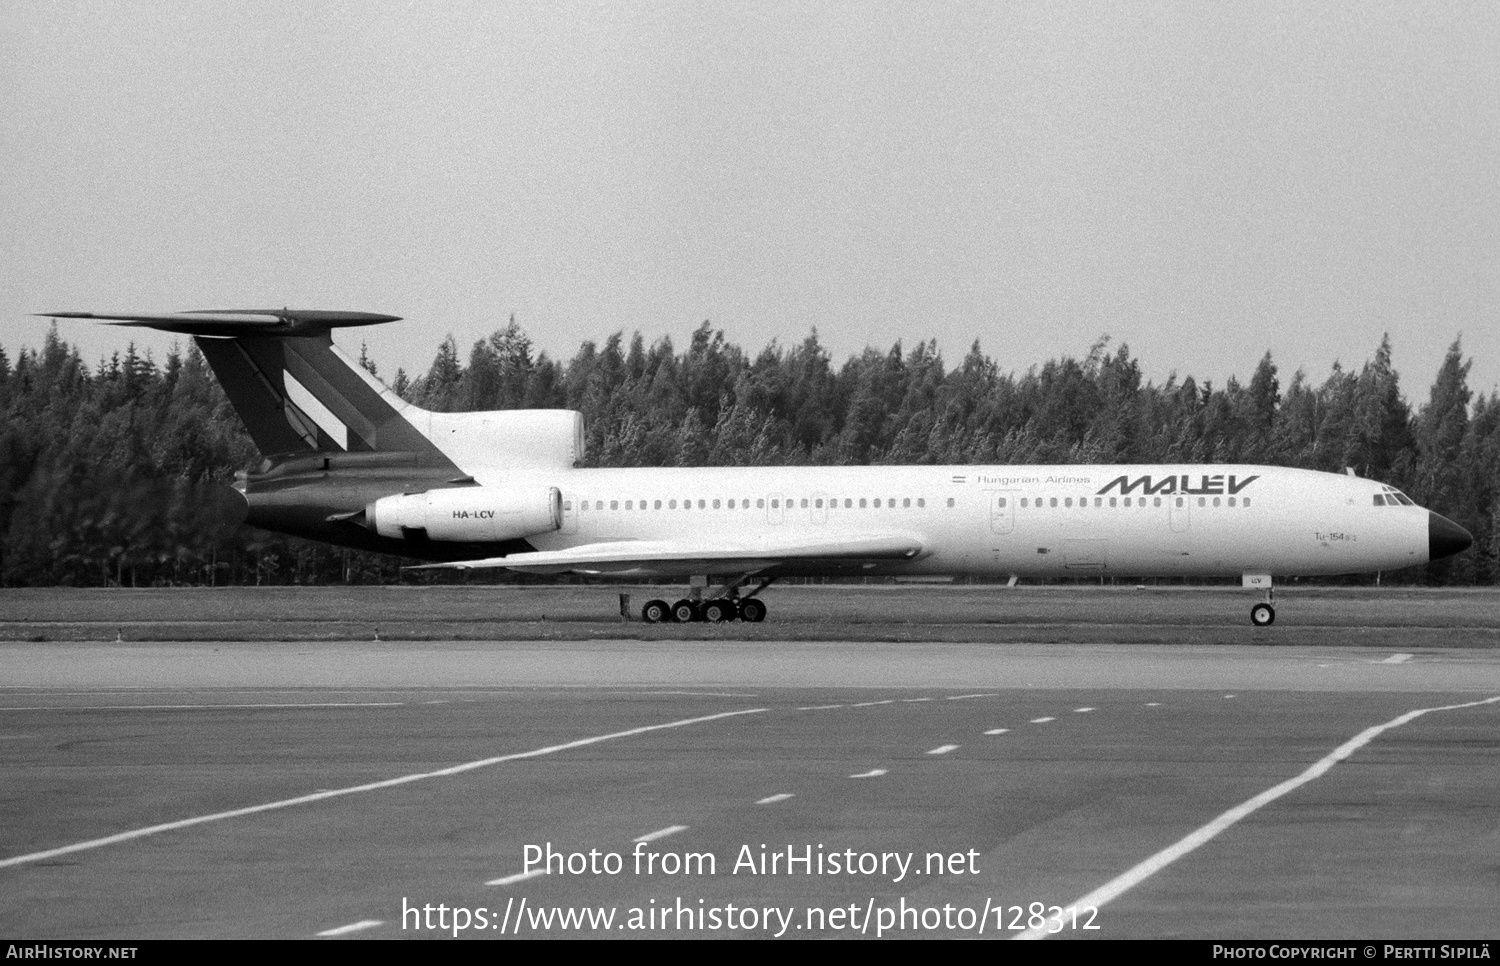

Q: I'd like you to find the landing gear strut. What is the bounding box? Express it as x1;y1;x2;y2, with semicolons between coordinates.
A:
640;574;777;623
1250;585;1276;627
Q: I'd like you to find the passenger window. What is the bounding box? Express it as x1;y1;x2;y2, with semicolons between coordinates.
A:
712;499;720;509
845;499;853;508
998;497;1007;508
757;499;765;509
1228;497;1236;507
624;501;632;510
815;498;823;508
801;498;809;508
1212;497;1220;507
946;498;955;508
1197;497;1206;507
772;499;779;509
1049;497;1058;508
1175;497;1183;507
903;498;911;508
1021;498;1028;508
1123;497;1131;507
728;499;735;509
918;498;926;507
1095;498;1103;507
698;499;706;509
683;499;691;510
1064;497;1072;507
654;500;662;510
1153;497;1161;507
669;499;677;509
563;500;573;510
860;498;867;508
1109;497;1117;507
1243;498;1251;508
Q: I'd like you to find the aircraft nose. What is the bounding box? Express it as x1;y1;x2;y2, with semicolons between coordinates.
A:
1428;512;1473;561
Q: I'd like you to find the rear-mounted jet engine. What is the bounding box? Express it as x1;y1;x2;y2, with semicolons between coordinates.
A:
368;486;562;543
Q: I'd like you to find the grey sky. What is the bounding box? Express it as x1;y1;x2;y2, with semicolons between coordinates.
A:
3;1;1496;402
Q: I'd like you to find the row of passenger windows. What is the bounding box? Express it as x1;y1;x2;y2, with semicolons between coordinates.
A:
1001;495;1253;509
574;496;941;512
571;494;1259;512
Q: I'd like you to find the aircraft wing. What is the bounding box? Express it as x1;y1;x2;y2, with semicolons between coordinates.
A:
409;533;925;577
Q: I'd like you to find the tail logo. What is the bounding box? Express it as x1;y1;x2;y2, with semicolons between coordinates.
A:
283;370;349;451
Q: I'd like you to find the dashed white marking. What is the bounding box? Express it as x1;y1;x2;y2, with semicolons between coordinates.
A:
849;769;887;779
0;702;404;712
947;693;1000;700
756;793;795;805
902;698;934;703
1382;653;1414;664
1030;717;1055;724
1224;694;1237;699
487;869;547;887
0;707;766;870
798;704;845;711
634;825;688;844
1015;695;1500;940
927;745;959;755
317;919;382;937
1145;702;1162;707
984;728;1010;735
1074;707;1095;713
851;700;896;707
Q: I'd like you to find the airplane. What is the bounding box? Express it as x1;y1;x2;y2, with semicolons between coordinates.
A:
45;309;1473;626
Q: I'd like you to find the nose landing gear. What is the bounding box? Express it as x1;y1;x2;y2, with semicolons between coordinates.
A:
1250;581;1275;626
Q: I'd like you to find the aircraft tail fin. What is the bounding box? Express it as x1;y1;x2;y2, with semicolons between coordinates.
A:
41;309;454;465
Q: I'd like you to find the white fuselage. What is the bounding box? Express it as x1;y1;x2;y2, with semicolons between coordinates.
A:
501;463;1427;579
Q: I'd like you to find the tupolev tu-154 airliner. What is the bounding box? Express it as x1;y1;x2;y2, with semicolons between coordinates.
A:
47;309;1473;626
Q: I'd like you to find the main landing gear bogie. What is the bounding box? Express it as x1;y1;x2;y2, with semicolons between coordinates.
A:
641;597;768;624
641;576;776;624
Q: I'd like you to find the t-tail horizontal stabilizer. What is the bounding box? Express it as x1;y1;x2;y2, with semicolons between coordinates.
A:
37;309;400;338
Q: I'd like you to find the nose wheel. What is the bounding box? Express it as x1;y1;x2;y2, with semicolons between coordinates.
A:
1250;602;1276;626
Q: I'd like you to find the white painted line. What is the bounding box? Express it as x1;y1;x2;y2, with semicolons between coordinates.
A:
984;728;1010;735
901;698;933;703
0;702;405;712
1073;707;1095;713
0;707;766;870
757;793;794;805
927;745;959;755
487;869;548;887
1145;702;1162;707
1382;653;1414;664
1015;695;1500;940
798;704;845;711
317;919;383;937
634;825;688;844
1224;694;1237;699
947;693;1000;700
849;769;887;779
851;700;896;707
1030;717;1055;724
